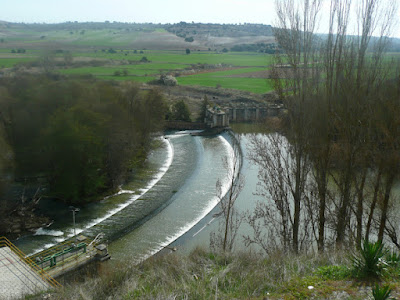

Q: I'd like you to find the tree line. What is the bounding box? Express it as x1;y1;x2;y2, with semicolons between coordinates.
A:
245;0;400;253
0;75;166;208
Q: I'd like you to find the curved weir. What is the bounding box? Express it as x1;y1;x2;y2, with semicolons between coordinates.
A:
15;137;174;255
15;132;234;262
108;132;233;262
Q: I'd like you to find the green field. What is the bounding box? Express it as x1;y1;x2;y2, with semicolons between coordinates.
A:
0;51;274;93
0;57;36;68
0;24;275;94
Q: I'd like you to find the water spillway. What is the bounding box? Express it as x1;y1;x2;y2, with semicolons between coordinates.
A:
15;132;233;262
108;132;233;262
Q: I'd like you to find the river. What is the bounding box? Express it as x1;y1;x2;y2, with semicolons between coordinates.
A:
15;130;400;263
14;131;237;262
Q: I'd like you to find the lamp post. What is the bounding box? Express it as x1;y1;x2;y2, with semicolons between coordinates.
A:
69;206;80;237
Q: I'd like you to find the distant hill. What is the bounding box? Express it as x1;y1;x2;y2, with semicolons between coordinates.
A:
166;22;273;38
165;22;275;50
0;21;276;51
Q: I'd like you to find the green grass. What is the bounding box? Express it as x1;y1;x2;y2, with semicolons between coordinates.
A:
178;75;273;94
60;66;158;76
52;52;274;93
77;50;273;67
35;248;400;300
145;51;273;66
98;75;156;82
0;26;275;93
0;57;36;68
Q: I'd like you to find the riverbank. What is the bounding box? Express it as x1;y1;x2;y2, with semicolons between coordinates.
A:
13;136;173;255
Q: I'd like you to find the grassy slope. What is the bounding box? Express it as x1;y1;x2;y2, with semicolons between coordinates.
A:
40;248;400;300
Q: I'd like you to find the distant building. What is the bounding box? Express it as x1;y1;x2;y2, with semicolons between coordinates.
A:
205;105;229;128
225;103;283;122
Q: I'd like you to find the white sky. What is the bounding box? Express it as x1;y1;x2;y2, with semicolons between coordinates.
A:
1;0;400;37
0;0;276;24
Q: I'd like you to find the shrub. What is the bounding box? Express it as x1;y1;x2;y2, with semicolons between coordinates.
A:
352;240;387;278
372;284;393;300
184;36;194;42
315;265;351;280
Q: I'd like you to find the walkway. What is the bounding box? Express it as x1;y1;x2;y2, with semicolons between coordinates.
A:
0;247;49;299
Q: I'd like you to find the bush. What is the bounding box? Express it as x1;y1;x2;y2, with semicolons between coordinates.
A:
372;284;393;300
159;74;177;86
315;265;351;280
184;36;194;42
352;240;388;278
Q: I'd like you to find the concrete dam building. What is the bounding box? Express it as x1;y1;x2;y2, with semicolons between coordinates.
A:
205;103;283;128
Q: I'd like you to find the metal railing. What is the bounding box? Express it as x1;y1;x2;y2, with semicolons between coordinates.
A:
0;236;61;288
28;236;95;274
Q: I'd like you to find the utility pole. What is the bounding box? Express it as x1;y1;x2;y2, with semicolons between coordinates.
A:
69;206;80;237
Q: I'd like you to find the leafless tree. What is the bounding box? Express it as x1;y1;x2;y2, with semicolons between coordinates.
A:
246;133;313;253
245;0;399;253
211;134;244;252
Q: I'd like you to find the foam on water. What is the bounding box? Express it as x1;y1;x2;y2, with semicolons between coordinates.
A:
28;137;174;255
134;135;235;263
34;228;64;237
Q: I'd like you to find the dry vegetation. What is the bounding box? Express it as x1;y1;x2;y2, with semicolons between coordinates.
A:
31;247;400;300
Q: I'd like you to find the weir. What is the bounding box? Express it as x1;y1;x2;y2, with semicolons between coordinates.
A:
13;132;234;272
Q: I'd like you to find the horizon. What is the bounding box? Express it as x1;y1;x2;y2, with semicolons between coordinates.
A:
1;0;399;37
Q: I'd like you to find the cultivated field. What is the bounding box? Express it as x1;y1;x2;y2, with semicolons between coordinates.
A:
0;22;276;94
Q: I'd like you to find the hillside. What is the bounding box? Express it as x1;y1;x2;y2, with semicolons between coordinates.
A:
34;247;400;299
0;21;276;51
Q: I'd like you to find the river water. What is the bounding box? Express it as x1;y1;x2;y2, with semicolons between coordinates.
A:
15;130;400;263
15;131;235;263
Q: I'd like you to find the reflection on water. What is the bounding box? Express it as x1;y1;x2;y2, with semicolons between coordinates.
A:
169;134;263;254
108;134;233;262
16;132;234;263
15;137;173;255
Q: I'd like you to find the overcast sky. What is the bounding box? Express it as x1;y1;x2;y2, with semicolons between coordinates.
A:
1;0;400;37
0;0;276;24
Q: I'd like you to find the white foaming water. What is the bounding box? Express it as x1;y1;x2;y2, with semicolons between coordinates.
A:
29;137;174;256
80;137;174;230
34;228;64;237
165;130;204;139
135;135;235;263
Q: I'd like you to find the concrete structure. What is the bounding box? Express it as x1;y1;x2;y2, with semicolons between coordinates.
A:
205;105;229;128
0;247;50;299
29;235;110;279
225;103;283;123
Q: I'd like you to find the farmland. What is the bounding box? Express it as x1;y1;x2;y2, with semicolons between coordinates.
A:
0;22;276;94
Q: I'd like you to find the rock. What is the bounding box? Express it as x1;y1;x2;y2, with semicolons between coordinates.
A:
327;291;351;299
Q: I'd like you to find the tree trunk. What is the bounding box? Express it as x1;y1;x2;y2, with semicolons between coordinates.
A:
378;173;395;242
356;172;367;247
365;167;382;242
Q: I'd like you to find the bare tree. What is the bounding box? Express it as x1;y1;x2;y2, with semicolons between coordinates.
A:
245;0;399;253
246;133;313;253
211;134;244;252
